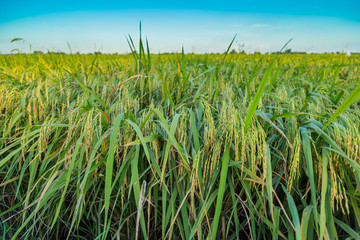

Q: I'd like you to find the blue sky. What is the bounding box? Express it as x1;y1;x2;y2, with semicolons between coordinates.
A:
1;0;360;53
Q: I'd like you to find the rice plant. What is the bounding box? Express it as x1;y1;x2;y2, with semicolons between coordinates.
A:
1;45;360;239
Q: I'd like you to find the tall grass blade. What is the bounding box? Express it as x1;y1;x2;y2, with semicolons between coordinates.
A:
244;61;275;133
103;114;124;239
211;143;230;239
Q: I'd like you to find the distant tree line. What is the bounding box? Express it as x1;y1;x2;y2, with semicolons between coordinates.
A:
3;50;360;55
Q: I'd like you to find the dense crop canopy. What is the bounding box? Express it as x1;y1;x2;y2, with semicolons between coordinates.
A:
0;52;360;239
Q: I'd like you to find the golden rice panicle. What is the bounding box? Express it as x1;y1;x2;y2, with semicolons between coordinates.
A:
310;141;322;191
330;157;350;214
253;123;262;174
287;132;301;191
338;180;350;214
111;94;127;117
190;150;201;192
257;121;267;166
218;98;237;144
233;108;242;163
326;122;351;215
328;153;349;214
246;123;257;175
176;108;189;145
344;118;360;163
189;151;202;218
26;100;33;126
203;140;222;184
202;101;216;154
81;109;97;163
240;118;247;175
150;137;160;166
243;120;267;181
274;84;288;102
255;121;267;185
330;124;347;177
329;153;338;209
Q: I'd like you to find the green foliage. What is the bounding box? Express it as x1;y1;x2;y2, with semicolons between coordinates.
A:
0;49;360;239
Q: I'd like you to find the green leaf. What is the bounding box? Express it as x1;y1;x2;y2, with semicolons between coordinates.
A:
323;82;360;129
103;114;124;238
244;60;275;133
281;185;301;240
300;127;319;231
211;143;230;239
334;218;360;239
300;205;313;240
10;38;24;43
319;148;330;240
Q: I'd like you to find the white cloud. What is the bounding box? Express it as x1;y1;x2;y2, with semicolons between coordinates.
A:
249;24;270;28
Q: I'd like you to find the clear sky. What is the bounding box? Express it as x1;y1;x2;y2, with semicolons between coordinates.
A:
1;0;360;54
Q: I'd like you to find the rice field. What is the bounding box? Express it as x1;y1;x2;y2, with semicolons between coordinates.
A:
1;49;360;239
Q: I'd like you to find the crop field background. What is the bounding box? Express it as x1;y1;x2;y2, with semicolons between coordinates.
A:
1;50;360;239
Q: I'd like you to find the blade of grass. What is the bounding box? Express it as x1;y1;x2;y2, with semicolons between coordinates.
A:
323;82;360;129
211;143;230;240
300;205;313;240
244;60;275;133
103;114;124;239
319;148;330;240
281;185;301;240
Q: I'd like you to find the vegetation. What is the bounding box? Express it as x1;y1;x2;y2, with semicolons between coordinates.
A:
1;47;360;239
